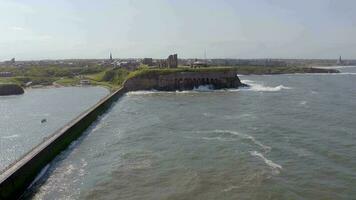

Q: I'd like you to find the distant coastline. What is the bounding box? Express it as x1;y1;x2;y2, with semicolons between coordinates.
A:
0;65;340;94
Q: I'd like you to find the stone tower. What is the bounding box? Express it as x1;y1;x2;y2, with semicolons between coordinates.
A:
337;56;342;65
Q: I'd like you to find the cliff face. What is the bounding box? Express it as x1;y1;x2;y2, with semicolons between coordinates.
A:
0;84;25;96
124;71;246;91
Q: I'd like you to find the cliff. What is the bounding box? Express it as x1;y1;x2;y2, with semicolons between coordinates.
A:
0;84;24;96
124;70;246;91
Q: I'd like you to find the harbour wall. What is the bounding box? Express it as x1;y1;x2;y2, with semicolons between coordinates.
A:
0;87;128;199
0;71;244;199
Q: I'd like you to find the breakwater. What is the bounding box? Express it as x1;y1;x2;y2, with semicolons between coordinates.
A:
0;71;244;199
0;87;128;199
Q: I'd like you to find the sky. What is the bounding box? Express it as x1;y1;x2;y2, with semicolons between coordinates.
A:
0;0;356;60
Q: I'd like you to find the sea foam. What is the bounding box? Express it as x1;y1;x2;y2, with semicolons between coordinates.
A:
1;134;19;139
196;130;271;152
250;151;282;174
241;80;291;92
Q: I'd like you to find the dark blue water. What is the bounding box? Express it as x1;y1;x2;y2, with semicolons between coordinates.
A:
28;67;356;200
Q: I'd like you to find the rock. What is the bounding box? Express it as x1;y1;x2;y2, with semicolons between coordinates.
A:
0;84;25;96
124;71;246;91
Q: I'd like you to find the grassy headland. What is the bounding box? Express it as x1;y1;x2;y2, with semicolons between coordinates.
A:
0;65;339;91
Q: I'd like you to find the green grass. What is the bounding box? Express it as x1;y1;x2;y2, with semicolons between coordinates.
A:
55;77;80;86
83;68;129;91
0;77;17;84
127;67;235;79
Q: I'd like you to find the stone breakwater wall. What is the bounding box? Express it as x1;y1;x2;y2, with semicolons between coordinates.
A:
0;84;24;96
124;71;246;91
0;87;128;200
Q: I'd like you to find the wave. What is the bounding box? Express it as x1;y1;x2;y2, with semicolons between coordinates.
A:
196;130;271;152
2;134;19;139
127;85;216;95
250;151;282;174
300;101;307;105
193;85;214;92
28;164;50;189
201;137;236;142
127;90;160;95
314;66;356;69
223;185;240;192
241;80;291;92
269;72;356;76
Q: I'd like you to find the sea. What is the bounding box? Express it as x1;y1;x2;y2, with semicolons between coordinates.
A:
3;67;356;200
0;86;109;171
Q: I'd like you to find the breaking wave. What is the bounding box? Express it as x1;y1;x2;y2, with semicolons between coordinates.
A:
127;85;216;95
201;137;236;142
250;151;282;174
196;130;271;152
127;90;160;95
193;85;214;92
314;66;356;69
241;80;291;92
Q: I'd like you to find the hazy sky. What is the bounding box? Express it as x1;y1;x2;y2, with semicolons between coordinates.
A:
1;0;356;60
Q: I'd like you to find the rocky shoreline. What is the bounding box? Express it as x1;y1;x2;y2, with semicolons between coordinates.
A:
0;84;24;96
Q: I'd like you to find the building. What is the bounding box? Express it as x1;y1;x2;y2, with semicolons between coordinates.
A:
110;53;113;61
116;60;140;71
156;54;178;68
80;79;91;85
167;54;178;68
337;56;343;65
192;60;208;68
0;72;13;77
142;58;154;66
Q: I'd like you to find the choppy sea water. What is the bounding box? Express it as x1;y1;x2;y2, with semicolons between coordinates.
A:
26;67;356;200
0;87;109;171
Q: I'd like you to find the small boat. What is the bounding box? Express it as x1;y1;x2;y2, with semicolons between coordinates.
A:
41;119;47;123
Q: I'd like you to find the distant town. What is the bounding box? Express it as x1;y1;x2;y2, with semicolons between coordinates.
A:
0;54;354;74
0;53;346;88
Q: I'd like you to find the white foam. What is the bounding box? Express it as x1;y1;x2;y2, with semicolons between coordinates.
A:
28;164;50;189
127;86;216;95
127;90;160;95
223;185;240;192
197;130;271;152
250;151;282;173
1;134;19;139
273;72;356;76
193;85;214;92
300;101;307;105
241;80;291;92
201;137;236;142
314;65;356;69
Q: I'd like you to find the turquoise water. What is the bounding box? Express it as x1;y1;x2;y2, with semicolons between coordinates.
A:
26;68;356;199
0;87;109;171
